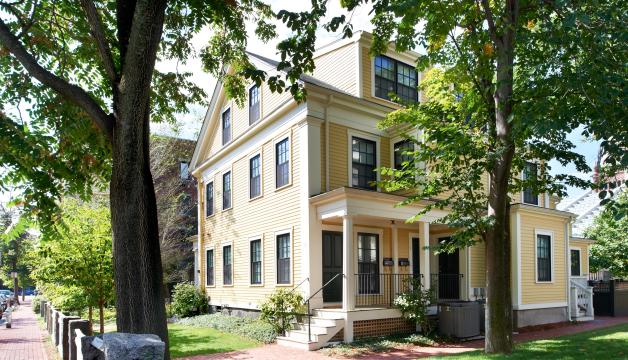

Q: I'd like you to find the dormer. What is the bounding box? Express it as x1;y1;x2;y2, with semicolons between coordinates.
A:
312;31;422;107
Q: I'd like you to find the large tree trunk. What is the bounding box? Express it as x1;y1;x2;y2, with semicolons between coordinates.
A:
109;1;169;358
485;1;518;353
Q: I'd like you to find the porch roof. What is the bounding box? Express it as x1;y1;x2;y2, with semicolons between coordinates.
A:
309;187;448;222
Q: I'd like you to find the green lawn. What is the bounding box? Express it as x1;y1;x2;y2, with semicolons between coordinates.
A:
432;323;628;359
168;324;260;358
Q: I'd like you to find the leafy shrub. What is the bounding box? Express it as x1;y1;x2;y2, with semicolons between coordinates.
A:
171;282;207;318
32;295;45;314
177;313;276;343
393;277;435;334
260;289;305;334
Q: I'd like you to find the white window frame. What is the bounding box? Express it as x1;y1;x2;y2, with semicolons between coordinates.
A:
521;161;542;206
390;130;421;173
248;150;263;201
274;228;293;286
534;229;554;283
221;165;233;211
248;83;261;126
569;247;583;278
205;246;215;287
273;132;293;191
347;129;381;191
354;227;385;296
221;105;232;146
222;242;234;287
249;236;264;286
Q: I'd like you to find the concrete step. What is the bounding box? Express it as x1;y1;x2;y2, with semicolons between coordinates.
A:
312;309;345;320
284;329;320;343
292;322;336;335
276;336;319;351
300;316;344;327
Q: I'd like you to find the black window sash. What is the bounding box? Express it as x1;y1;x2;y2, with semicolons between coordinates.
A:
537;235;551;281
357;233;380;294
223;172;231;209
206;249;214;286
523;162;539;205
250;240;262;284
276;139;289;188
249;86;260;124
374;55;418;102
250;155;261;198
222;109;231;145
352;137;377;190
223;245;232;285
206;182;214;216
277;234;290;284
571;249;581;276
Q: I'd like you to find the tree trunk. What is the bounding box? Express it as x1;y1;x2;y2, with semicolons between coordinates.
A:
109;1;169;358
99;299;105;336
485;1;517;353
88;305;93;335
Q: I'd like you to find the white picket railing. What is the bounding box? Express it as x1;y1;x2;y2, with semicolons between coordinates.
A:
570;279;594;319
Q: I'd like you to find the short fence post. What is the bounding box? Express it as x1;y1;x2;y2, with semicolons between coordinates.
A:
69;320;91;360
60;315;80;360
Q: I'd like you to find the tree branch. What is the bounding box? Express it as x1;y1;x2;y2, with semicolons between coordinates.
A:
0;18;113;141
477;0;501;46
79;0;117;84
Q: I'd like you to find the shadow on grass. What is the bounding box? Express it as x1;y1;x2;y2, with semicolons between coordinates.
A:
168;325;259;358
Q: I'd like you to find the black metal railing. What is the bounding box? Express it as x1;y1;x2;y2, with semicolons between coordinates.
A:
354;273;417;308
430;273;464;300
303;273;344;342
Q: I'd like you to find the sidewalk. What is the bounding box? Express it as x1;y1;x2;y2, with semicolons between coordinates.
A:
0;297;48;360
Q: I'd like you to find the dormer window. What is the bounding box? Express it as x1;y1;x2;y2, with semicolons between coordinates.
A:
374;55;418;103
249;85;260;125
222;108;231;145
522;161;539;205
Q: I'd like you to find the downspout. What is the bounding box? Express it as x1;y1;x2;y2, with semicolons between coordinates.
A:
565;217;572;321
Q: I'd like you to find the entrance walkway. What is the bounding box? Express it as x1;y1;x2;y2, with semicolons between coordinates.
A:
0;297;48;360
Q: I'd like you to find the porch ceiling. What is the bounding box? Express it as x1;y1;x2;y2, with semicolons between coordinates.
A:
310;187;448;223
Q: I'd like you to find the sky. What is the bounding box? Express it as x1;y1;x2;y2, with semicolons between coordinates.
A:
152;0;599;199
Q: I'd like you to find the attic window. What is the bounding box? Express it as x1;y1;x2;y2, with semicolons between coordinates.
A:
249;85;260;125
222;108;231;145
374;55;418;103
180;161;190;181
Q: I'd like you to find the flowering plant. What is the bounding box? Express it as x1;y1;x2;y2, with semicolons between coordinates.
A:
393;277;435;334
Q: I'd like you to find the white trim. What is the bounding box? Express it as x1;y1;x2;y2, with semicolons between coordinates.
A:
389;130;420;172
247;149;264;201
534;229;555;283
322;224;343;232
221;105;233;146
516;212;522;306
356;44;363;98
273;131;293;191
514;302;568;310
569;247;583;278
249;236;264;286
222;242;234;287
370;54;419;105
347;129;381;191
274;228;294;286
205;246;215;287
353;227;385;296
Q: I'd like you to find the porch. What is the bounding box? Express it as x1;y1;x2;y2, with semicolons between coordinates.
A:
306;187;479;312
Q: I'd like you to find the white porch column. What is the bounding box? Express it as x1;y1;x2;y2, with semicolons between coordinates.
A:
342;215;355;311
422;222;430;290
392;222;399;293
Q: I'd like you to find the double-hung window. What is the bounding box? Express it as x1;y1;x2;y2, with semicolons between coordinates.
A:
222;108;231;145
357;233;380;294
206;249;214;286
276;233;291;284
374;55;418;103
352;137;377;190
394;139;414;171
250;154;261;199
249;85;260;124
250;239;262;285
523;161;539;205
205;182;214;216
223;171;232;210
536;234;552;282
223;245;232;285
275;138;290;188
570;249;581;277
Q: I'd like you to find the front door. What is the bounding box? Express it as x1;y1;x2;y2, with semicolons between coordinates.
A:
412;237;421;279
322;231;343;303
438;237;460;299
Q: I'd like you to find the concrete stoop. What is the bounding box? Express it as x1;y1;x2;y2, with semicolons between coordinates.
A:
276;310;345;351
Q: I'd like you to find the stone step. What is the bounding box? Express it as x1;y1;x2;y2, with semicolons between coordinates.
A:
312;309;345;320
300;316;344;327
276;336;320;351
284;329;320;343
292;322;335;335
